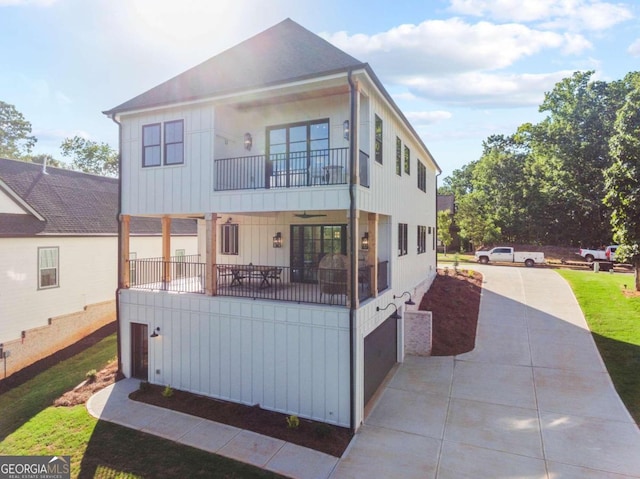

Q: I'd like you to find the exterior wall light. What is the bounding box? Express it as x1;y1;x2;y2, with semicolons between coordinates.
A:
361;232;369;250
244;132;252;150
273;232;283;248
376;303;401;320
343;120;350;141
150;327;160;338
394;291;415;305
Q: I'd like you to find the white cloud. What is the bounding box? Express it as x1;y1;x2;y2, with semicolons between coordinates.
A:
406;111;453;125
32;128;91;143
448;0;633;32
323;18;588;78
627;38;640;57
404;70;576;107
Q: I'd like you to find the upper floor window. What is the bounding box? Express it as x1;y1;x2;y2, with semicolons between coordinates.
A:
417;226;427;254
417;160;427;192
38;247;59;289
404;145;411;175
221;223;239;255
375;115;383;164
395;137;402;176
398;223;408;257
142;124;161;167
164;120;184;165
142;120;184;167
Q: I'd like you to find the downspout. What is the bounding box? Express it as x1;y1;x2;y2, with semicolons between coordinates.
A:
111;113;124;380
347;69;357;432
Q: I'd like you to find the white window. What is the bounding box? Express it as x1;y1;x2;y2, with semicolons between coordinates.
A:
38;247;59;289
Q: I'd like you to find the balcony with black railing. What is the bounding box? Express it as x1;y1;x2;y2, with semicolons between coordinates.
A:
128;259;388;305
214;148;369;191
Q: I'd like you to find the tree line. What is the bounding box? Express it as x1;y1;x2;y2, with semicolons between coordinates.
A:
0;100;117;177
439;71;639;287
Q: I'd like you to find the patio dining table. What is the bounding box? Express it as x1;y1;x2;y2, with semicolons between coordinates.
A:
229;265;279;289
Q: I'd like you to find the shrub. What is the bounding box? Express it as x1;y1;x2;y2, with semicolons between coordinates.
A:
85;369;97;383
162;385;174;398
286;415;299;429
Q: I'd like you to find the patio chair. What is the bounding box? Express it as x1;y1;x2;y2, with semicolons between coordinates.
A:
318;254;347;304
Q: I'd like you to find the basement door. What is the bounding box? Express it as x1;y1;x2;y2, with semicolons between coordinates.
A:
363;314;398;407
131;323;149;380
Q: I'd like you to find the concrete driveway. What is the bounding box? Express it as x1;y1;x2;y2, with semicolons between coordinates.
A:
333;265;640;478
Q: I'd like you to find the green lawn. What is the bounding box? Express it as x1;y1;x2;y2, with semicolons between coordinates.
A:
557;269;640;422
0;333;283;478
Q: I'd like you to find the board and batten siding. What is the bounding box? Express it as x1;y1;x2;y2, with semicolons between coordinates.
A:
0;236;196;343
119;95;353;217
119;289;351;426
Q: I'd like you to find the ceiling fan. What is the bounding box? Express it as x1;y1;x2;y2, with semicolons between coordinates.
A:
294;211;327;219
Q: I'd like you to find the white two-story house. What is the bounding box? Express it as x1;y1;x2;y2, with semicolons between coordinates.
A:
104;18;440;431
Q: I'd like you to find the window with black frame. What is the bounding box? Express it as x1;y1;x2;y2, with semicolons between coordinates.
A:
375;115;383;164
221;223;239;255
398;223;408;256
267;120;329;188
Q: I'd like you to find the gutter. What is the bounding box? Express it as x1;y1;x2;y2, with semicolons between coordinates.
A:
110;113;124;380
347;69;357;432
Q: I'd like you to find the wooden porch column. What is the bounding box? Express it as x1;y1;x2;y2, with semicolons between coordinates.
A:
368;213;379;297
205;213;218;295
120;214;131;289
162;216;171;283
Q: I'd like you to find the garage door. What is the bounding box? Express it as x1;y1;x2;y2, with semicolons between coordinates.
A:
363;314;398;407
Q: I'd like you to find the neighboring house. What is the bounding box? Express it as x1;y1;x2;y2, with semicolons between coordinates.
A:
104;18;441;430
0;158;197;378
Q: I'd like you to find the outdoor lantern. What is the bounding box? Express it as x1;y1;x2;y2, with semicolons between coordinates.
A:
376;303;401;320
273;232;283;248
343;120;350;141
244;132;252;150
150;327;160;338
361;232;369;250
394;291;415;305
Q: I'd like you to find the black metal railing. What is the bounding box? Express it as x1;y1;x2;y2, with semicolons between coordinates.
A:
129;259;389;304
129;259;206;294
214;148;370;191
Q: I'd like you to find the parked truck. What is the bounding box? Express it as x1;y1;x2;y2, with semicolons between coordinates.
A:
474;246;545;267
578;245;618;263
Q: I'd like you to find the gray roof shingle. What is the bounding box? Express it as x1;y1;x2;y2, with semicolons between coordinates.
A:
104;18;366;115
0;158;196;237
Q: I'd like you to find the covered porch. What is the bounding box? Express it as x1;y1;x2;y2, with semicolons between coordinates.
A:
119;211;391;307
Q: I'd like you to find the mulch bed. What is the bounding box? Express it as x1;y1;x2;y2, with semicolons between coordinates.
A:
130;385;352;457
419;268;483;356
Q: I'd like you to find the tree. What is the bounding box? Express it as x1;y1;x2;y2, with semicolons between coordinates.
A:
0;101;37;159
26;153;66;169
604;73;640;290
60;136;118;177
437;209;454;255
455;191;501;249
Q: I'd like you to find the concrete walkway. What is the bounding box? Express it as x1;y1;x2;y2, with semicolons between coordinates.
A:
88;266;640;478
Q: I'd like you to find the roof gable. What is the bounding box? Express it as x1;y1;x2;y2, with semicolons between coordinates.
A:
105;18;365;115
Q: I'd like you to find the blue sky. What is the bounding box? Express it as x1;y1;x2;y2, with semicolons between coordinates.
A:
1;0;638;179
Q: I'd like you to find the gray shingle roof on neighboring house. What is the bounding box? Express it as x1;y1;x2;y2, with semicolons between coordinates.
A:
0;158;196;237
104;18;366;115
437;194;455;213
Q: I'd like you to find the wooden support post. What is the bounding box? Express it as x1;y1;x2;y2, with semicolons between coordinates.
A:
348;210;360;309
120;214;131;289
368;213;378;297
162;216;171;283
205;213;218;295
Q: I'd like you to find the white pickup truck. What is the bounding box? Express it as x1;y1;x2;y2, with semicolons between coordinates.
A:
475;246;545;267
578;245;618;263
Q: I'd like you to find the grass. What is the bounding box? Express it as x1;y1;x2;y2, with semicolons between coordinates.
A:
438;252;476;264
0;333;117;440
0;333;283;479
557;269;640;422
